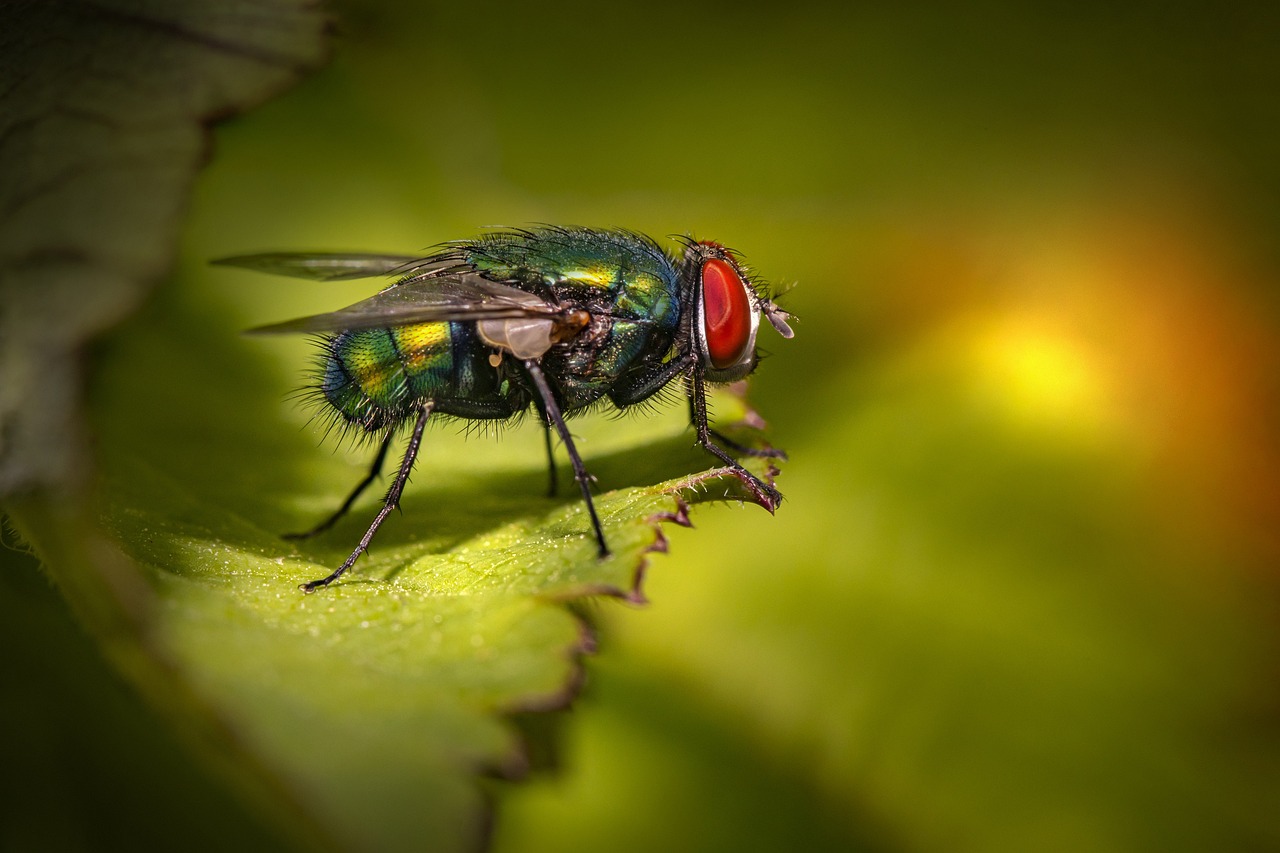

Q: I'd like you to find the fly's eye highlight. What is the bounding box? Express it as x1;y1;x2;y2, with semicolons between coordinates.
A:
700;257;755;369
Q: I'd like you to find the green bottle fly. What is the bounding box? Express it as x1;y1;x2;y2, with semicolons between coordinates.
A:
215;226;795;590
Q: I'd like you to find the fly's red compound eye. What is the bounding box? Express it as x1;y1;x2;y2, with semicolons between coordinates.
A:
700;257;754;369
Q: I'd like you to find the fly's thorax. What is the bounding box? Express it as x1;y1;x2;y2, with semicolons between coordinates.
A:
458;229;687;411
535;311;670;409
463;228;682;332
539;266;682;410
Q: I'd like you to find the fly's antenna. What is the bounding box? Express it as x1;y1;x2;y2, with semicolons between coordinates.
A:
760;279;797;339
762;299;795;338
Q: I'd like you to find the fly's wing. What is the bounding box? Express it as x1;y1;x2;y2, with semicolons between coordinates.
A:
213;252;428;282
245;272;561;335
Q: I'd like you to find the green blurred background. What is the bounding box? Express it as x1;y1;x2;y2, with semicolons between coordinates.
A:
7;1;1280;850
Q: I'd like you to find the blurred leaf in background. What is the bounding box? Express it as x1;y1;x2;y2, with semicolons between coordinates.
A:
5;0;1280;851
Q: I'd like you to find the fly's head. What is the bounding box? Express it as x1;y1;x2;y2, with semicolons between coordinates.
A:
681;240;795;382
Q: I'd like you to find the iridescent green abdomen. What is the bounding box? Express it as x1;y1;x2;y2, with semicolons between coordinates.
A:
322;321;521;430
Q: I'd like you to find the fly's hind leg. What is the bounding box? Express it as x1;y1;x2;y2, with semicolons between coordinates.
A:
284;429;395;540
301;402;434;592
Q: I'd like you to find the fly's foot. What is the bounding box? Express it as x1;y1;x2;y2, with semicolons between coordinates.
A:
724;464;782;513
299;574;337;593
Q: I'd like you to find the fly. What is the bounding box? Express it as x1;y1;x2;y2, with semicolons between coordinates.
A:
214;226;795;591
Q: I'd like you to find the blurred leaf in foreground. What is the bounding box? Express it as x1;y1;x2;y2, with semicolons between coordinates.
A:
1;2;329;842
0;0;326;493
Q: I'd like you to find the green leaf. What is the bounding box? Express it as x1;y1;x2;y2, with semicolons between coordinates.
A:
7;272;783;849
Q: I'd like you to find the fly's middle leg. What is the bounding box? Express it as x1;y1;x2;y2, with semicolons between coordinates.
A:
525;359;609;558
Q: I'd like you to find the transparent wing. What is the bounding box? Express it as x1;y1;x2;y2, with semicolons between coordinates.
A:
213;252;429;282
245;273;563;335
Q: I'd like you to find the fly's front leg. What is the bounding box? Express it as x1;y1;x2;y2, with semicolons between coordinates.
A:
705;423;788;461
689;371;783;511
685;388;787;462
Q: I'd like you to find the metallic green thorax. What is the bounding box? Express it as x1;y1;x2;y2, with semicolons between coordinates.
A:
322;228;684;431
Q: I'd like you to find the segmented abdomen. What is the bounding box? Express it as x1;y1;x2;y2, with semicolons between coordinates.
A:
321;322;506;430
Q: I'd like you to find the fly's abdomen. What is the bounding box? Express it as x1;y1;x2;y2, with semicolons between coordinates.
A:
322;323;454;430
393;322;456;397
321;322;520;429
